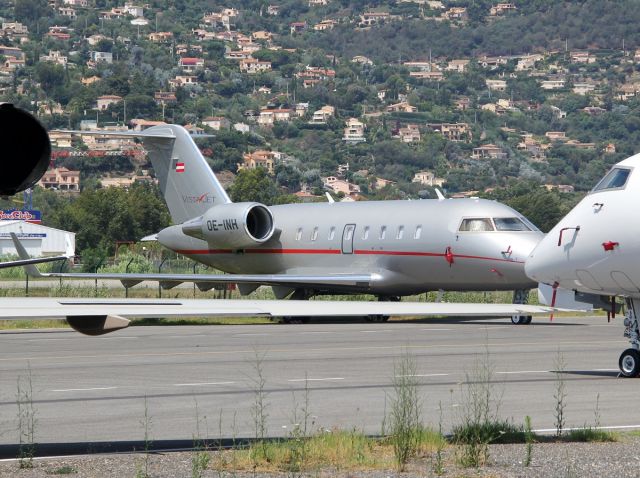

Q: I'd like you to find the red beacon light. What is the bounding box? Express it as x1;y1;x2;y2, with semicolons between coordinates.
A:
602;241;619;251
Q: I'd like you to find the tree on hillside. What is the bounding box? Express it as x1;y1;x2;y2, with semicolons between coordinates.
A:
482;181;582;232
34;62;65;96
229;168;298;205
14;0;51;30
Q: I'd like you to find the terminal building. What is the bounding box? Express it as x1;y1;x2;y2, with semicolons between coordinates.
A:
0;221;75;257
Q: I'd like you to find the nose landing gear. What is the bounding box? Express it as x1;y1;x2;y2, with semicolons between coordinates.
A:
619;349;640;377
620;298;640;377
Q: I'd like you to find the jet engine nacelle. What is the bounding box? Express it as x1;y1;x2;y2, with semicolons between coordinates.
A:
66;315;131;336
182;202;275;249
0;104;51;196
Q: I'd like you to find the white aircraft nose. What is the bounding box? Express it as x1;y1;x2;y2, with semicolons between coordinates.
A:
524;237;557;284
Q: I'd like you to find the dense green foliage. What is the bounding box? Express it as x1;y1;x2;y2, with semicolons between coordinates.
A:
229;168;299;205
44;184;170;257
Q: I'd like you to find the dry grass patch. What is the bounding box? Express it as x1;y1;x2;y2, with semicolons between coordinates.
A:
0;319;69;330
221;429;446;473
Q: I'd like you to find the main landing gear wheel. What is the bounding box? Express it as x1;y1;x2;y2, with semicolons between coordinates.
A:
511;315;532;325
619;349;640;377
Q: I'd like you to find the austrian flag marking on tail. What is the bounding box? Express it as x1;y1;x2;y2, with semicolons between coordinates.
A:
175;161;185;173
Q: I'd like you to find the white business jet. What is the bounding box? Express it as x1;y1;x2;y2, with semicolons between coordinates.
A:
525;153;640;377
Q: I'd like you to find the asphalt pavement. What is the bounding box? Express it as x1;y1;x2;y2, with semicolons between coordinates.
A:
0;315;633;449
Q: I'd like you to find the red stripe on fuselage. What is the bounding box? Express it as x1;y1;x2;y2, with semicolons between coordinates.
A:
173;248;523;263
354;249;522;263
247;248;341;255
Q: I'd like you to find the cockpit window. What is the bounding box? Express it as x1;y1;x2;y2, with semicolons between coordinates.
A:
592;167;631;192
493;217;531;231
519;216;541;232
459;218;495;232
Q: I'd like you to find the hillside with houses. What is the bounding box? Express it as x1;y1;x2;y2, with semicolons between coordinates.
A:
2;0;640;246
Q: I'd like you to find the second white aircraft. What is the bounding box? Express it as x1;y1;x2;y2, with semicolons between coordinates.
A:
526;153;640;376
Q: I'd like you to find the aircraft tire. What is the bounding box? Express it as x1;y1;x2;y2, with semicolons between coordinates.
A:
523;316;533;324
510;315;528;325
619;349;640;377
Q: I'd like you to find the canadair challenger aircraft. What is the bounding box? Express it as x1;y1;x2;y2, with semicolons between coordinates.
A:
526;153;640;376
23;124;547;324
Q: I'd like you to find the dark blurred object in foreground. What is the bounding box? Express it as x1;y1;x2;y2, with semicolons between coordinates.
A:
0;103;51;196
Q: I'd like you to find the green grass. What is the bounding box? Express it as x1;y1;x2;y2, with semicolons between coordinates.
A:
0;319;69;330
452;420;526;445
451;421;619;446
566;427;617;442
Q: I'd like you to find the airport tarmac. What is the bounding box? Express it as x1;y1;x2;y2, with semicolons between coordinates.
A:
0;315;634;448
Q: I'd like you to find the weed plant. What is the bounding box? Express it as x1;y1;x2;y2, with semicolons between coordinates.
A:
249;350;270;467
524;415;534;467
285;377;313;475
452;344;507;468
432;401;446;476
135;396;152;478
387;350;423;470
554;351;567;437
16;365;37;469
48;465;77;474
566;427;617;442
192;399;211;478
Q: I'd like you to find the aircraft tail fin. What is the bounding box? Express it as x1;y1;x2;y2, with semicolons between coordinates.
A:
141;125;231;223
11;233;44;278
53;125;231;223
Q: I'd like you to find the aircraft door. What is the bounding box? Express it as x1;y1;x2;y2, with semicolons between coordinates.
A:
341;224;356;254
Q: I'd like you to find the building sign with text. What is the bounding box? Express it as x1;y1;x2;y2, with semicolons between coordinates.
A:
0;210;42;223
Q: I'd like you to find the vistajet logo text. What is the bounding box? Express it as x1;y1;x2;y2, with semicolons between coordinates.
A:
182;193;215;204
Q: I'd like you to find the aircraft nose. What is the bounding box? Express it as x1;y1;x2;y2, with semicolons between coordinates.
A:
524;237;556;284
508;232;544;263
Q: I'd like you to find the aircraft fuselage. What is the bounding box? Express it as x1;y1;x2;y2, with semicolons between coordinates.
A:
159;198;542;296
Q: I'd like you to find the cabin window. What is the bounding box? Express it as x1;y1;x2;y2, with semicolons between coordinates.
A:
414;225;422;239
362;226;370;240
396;226;404;240
458;218;495;232
493;217;531;231
296;228;303;241
328;226;336;240
380;226;387;240
311;227;318;241
345;227;353;241
592;167;631;192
